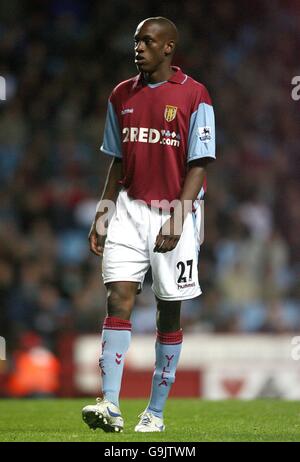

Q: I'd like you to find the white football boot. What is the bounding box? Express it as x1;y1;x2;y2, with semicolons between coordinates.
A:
134;411;165;432
82;398;123;433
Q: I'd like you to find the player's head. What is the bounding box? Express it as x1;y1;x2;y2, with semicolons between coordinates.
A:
134;17;178;73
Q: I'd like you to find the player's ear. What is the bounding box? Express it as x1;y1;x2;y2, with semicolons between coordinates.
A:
164;40;175;56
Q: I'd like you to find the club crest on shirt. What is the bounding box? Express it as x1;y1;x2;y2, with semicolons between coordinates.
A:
164;105;177;122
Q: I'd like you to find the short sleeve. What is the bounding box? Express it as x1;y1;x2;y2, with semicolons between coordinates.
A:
187;87;216;162
100;100;122;158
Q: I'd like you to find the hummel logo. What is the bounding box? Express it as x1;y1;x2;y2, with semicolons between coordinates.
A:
115;353;122;365
121;108;134;115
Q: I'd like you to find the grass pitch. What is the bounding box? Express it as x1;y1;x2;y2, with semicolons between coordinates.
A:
0;398;299;442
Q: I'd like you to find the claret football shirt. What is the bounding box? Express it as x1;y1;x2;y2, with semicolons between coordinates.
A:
101;66;215;205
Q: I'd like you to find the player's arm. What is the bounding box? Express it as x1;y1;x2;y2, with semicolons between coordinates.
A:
89;93;123;256
89;157;122;256
154;158;213;253
154;86;216;253
178;156;214;209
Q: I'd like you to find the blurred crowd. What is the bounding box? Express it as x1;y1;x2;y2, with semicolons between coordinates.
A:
0;0;300;358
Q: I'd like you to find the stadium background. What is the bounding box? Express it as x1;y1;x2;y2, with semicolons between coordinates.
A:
0;0;299;399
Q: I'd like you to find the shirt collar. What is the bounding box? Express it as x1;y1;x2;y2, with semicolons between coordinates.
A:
168;66;187;84
133;66;187;89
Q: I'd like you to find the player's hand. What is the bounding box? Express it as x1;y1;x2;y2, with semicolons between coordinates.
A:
88;221;106;257
153;214;182;253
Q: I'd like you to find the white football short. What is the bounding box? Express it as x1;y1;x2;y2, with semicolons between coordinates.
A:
102;189;203;301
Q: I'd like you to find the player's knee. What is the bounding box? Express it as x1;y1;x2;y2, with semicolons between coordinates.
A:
156;300;181;332
106;285;135;319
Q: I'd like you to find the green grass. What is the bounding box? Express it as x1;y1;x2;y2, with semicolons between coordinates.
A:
0;399;299;442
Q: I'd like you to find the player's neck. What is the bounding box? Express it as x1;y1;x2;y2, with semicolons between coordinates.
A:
143;65;175;84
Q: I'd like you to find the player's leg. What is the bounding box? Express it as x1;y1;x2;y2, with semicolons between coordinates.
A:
99;191;149;409
156;296;181;332
83;191;150;432
82;280;137;432
135;298;182;432
135;209;201;432
100;281;137;405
